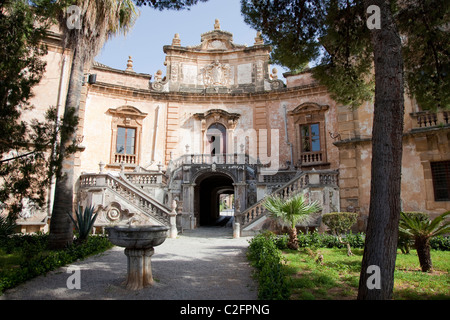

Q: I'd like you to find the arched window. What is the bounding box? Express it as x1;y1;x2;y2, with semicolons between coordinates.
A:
206;123;227;155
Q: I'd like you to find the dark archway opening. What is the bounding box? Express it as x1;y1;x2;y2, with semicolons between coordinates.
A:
196;173;234;226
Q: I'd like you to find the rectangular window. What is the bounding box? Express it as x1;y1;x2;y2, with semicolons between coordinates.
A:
431;161;450;201
301;123;321;152
116;127;136;155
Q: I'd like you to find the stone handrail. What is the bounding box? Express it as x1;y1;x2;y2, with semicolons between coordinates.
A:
80;173;171;225
263;170;297;183
240;170;338;228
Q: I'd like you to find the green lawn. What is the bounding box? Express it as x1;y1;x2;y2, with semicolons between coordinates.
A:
283;248;450;300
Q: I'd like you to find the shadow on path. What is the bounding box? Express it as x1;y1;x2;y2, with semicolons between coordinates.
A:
0;226;257;300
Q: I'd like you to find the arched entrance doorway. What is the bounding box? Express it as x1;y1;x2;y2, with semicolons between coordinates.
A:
194;172;234;226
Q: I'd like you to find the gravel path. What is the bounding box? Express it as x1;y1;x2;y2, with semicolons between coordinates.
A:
0;226;258;300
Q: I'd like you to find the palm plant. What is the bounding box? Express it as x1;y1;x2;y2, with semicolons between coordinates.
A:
263;193;321;250
399;211;450;272
0;214;17;239
49;0;139;249
67;204;98;242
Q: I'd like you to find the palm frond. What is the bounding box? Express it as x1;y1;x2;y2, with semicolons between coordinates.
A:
263;193;321;228
263;195;285;220
400;211;450;238
57;0;140;64
428;211;450;232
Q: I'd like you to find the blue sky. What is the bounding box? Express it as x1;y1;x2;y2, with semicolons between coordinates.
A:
95;0;289;79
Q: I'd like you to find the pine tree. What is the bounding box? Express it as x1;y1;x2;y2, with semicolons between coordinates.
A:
240;0;449;299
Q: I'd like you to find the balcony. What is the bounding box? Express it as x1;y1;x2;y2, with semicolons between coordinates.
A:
410;110;449;131
168;153;258;168
297;151;329;167
114;153;136;165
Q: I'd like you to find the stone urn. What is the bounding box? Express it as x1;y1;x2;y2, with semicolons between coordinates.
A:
105;225;169;290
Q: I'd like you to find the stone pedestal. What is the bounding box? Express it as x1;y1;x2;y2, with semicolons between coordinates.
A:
124;247;155;290
106;225;168;291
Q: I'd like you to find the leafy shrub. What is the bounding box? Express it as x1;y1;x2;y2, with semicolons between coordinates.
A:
344;232;366;248
247;231;290;300
247;231;281;268
296;229;365;249
274;234;289;250
0;235;112;294
322;212;358;235
430;236;450;251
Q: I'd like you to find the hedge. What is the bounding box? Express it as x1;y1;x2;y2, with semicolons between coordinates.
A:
0;235;113;294
247;231;290;300
273;230;449;251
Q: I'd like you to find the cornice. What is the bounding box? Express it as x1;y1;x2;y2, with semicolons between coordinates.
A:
88;80;328;103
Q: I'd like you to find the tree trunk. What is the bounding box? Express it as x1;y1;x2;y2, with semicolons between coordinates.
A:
358;1;405;300
338;235;354;256
288;226;299;250
415;236;433;272
48;47;85;250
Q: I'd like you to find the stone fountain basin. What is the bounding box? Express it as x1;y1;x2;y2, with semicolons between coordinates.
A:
105;225;169;249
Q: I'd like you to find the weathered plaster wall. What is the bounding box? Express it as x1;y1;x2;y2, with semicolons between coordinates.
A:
80;89;167;173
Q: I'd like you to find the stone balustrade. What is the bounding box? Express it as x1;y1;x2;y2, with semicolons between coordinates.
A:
169;153;259;168
114;153;136;165
263;171;297;183
300;151;324;165
240;170;338;228
124;172;167;185
80;173;171;225
410;110;449;130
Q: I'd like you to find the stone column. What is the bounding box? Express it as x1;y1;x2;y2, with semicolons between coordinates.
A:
169;200;178;238
233;182;247;238
182;182;196;229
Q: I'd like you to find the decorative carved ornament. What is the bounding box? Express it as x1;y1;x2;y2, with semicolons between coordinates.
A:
201;60;232;87
207;40;227;50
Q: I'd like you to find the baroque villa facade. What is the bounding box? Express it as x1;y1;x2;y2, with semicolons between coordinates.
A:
17;20;450;236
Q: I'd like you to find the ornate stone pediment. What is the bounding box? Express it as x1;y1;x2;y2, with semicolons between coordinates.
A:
288;102;329;115
107;105;148;120
193;109;240;130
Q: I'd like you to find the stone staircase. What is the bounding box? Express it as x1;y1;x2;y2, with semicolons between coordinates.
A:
79;172;173;229
77;163;339;237
239;170;339;236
